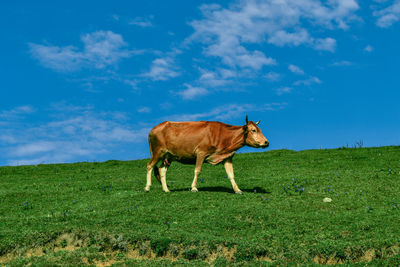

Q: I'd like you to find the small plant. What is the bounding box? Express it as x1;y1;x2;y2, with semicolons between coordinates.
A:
112;235;128;251
23;201;33;210
60;239;67;248
151;238;172;256
86;206;94;212
138;241;150;256
183;247;199;260
168;243;180;257
101;185;112;192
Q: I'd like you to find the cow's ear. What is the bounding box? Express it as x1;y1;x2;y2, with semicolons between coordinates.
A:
245;115;248;124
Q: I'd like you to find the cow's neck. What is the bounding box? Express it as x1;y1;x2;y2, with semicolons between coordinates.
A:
222;126;246;153
207;126;246;165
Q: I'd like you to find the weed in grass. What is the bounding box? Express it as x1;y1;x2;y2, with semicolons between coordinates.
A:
111;235;128;252
183;247;200;260
168;243;180;257
138;241;151;256
151;238;172;256
23;201;33;210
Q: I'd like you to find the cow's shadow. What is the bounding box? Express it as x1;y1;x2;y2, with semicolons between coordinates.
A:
171;186;270;194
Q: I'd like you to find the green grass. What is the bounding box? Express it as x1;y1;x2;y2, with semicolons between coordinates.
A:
1;146;400;266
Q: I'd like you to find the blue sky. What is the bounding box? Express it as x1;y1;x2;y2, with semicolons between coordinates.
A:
1;0;399;166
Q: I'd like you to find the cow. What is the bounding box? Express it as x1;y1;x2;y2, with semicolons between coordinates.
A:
144;115;269;194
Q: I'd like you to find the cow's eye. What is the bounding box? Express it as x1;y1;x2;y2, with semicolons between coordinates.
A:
252;129;256;133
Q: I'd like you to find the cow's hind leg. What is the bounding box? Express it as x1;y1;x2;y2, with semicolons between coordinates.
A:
224;158;242;194
160;162;170;192
191;154;206;192
145;153;161;192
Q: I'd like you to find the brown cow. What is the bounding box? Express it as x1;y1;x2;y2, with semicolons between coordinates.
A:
144;115;269;194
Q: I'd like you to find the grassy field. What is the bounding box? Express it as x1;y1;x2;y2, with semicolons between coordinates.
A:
1;146;400;266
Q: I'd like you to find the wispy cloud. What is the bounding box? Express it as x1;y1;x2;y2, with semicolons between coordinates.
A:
138;107;151;113
374;0;400;28
288;64;304;75
142;57;180;81
176;84;209;100
197;68;237;87
277;87;293;95
264;72;281;82
129;16;154;27
331;60;354;66
1;104;150;165
294;76;322;86
29;31;135;72
167;103;287;122
364;45;374;52
0;105;36;120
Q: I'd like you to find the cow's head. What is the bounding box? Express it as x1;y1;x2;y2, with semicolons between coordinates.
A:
243;115;269;148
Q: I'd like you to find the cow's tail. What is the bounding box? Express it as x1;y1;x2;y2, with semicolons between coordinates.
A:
153;165;161;184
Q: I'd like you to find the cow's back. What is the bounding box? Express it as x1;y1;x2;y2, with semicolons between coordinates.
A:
150;121;221;158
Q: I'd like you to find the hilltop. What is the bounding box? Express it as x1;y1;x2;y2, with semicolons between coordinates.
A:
1;146;400;265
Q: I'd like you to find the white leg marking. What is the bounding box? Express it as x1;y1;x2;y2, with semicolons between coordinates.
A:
160;165;170;192
191;155;205;192
145;165;152;192
224;159;242;194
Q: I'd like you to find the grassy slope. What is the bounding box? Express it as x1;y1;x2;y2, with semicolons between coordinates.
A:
1;146;400;265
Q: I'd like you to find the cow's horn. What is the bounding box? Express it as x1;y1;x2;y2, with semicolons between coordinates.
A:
246;115;248;124
255;120;260;125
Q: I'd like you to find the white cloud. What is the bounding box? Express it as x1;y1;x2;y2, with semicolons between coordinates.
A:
197;68;237;87
0;105;36;120
2;106;150;165
29;31;133;72
12;141;57;157
364;45;374;52
138;107;151;113
331;60;353;66
374;0;400;27
177;84;209;100
313;37;337;52
143;57;180;81
288;64;304;75
277;87;293;95
294;76;322;86
129;16;154;27
268;29;312;47
167;103;287;121
264;72;281;82
188;0;358;69
0;134;17;144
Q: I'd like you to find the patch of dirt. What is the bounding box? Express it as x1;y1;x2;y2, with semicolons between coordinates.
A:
54;233;83;252
26;247;44;257
362;248;376;262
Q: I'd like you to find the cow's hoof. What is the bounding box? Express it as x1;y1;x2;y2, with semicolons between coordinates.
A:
235;190;243;195
191;188;198;192
144;187;150;192
163;189;170;193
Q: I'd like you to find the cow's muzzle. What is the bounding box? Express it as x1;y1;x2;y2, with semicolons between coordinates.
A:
260;140;269;148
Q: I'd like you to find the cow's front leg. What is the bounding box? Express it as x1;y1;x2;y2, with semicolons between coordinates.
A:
224;158;242;194
191;155;205;192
